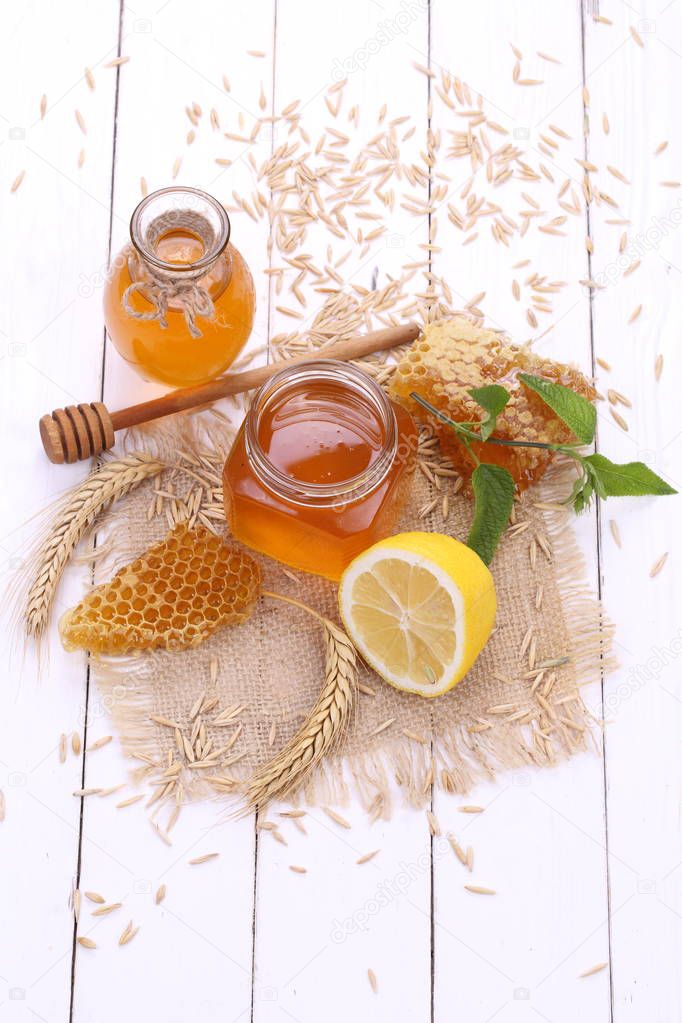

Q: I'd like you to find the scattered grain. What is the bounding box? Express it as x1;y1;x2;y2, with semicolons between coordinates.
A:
10;170;26;194
77;937;97;949
92;902;122;917
116;794;144;808
426;810;441;836
630;26;644;46
650;553;668;578
356;850;380;865
89;735;113;751
322;806;352;829
188;852;220;865
119;921;139;946
464;885;496;895
608;520;622;549
609;408;628;431
367;969;378;993
579;962;608;978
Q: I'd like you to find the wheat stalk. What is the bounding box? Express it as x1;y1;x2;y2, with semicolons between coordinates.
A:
241;591;356;811
25;453;166;639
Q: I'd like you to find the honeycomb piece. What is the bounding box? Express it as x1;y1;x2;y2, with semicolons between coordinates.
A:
59;524;261;655
389;316;597;489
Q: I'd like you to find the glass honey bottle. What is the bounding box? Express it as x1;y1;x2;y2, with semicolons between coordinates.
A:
104;186;255;387
223;360;418;581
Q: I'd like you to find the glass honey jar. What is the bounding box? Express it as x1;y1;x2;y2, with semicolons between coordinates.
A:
104;186;255;387
223;360;418;580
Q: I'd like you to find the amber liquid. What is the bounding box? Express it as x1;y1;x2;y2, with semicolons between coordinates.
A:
223;379;417;580
104;229;255;387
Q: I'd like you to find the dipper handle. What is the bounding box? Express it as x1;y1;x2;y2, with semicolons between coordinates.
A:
39;321;420;464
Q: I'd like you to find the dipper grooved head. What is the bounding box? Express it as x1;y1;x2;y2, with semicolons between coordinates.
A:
39;402;115;463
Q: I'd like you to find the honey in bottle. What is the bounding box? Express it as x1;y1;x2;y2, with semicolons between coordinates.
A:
104;186;255;387
390;317;597;489
223;360;417;580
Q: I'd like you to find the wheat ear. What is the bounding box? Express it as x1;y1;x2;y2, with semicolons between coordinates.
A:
25;453;166;639
241;591;356;811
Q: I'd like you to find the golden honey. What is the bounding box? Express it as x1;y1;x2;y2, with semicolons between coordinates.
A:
390;317;597;488
104;187;255;387
223;361;417;580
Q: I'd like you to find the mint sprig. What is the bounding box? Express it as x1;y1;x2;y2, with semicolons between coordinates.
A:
519;373;597;444
468;464;516;565
468;385;510;441
582;453;676;497
410;381;676;566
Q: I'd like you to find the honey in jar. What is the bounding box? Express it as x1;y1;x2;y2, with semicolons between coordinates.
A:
104;186;255;387
223;360;418;580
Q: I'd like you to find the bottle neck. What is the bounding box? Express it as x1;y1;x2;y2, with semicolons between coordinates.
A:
129;186;231;283
124;187;233;336
244;360;399;508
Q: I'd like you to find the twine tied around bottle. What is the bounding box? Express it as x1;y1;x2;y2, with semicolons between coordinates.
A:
122;210;230;339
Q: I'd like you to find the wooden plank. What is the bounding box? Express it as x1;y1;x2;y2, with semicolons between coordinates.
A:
584;4;682;1020
254;794;433;1019
251;1;432;1020
0;2;121;1020
429;2;611;1019
70;3;276;1021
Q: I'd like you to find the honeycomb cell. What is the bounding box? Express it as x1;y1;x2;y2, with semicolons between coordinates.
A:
389;316;597;489
59;524;261;655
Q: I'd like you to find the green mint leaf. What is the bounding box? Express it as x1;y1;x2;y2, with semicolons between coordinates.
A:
570;474;593;514
468;385;510;441
519;373;596;444
583;454;677;498
467;463;516;566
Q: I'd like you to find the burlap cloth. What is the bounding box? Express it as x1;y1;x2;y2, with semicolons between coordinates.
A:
89;416;613;817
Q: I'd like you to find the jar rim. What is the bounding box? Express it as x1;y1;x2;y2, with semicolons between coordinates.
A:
244;359;399;506
129;186;231;275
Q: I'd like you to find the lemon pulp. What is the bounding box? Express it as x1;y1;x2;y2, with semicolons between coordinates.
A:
339;532;496;697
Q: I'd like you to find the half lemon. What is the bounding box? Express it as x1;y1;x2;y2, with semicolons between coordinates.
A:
339;531;496;697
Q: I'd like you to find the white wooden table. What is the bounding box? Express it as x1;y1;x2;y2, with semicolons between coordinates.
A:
1;1;681;1020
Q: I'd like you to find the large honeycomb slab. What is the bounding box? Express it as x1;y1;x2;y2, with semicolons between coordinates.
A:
390;317;597;488
60;524;261;655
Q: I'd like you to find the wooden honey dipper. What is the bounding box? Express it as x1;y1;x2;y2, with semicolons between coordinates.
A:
39;322;420;464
